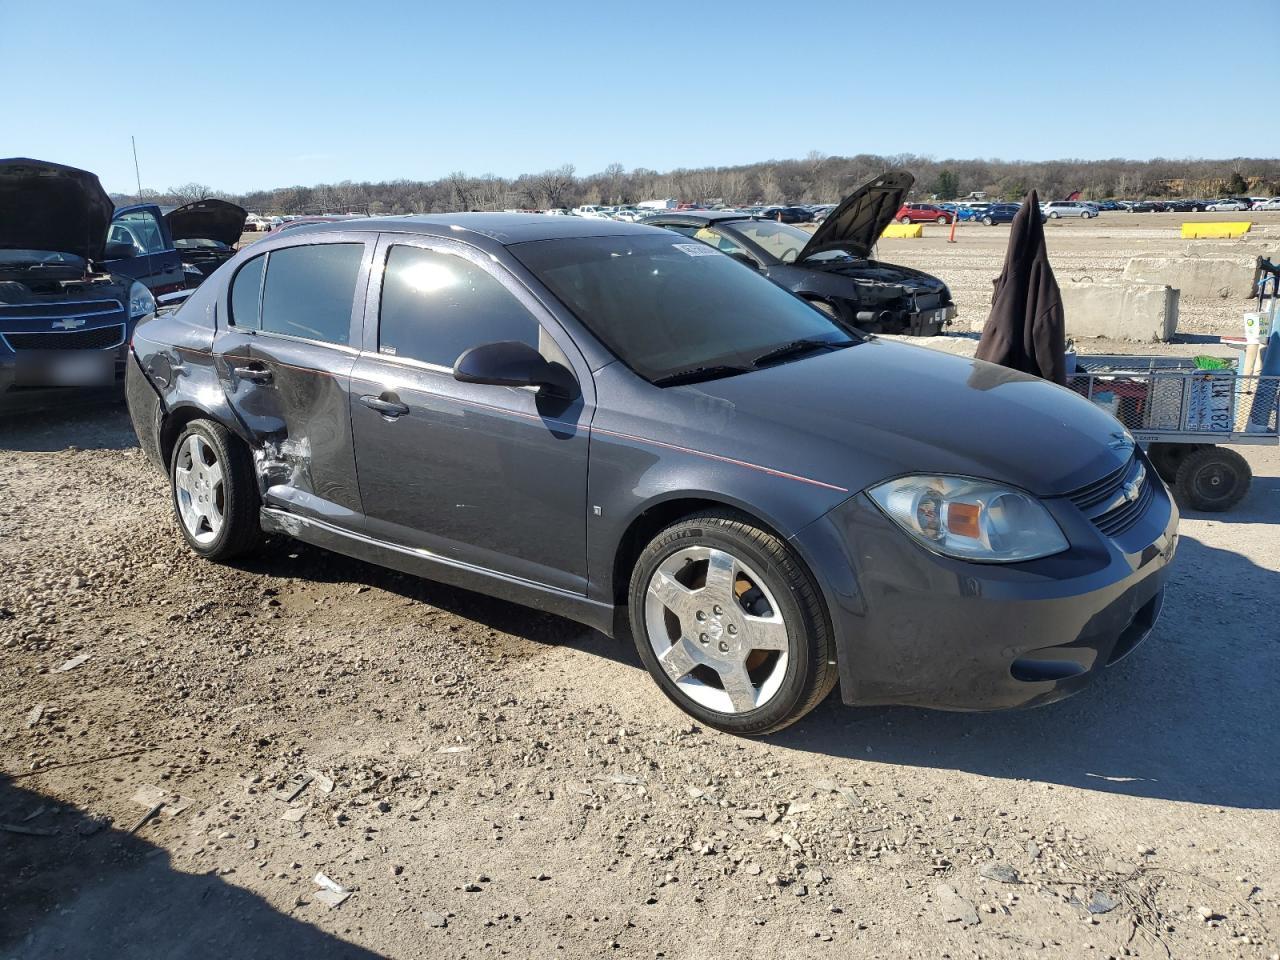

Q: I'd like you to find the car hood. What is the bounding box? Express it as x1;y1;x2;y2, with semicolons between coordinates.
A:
0;157;113;262
673;340;1133;499
164;199;247;246
797;172;914;261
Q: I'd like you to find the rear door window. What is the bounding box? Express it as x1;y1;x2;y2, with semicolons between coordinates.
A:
260;243;363;346
377;245;539;367
229;254;265;329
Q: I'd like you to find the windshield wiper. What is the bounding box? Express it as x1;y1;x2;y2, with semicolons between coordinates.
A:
751;338;850;368
652;364;752;387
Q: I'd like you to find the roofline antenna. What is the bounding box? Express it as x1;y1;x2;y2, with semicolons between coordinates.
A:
131;135;144;203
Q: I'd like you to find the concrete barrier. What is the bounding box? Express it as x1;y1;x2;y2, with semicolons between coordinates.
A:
1123;256;1257;299
880;223;923;239
1060;280;1179;342
1181;221;1252;239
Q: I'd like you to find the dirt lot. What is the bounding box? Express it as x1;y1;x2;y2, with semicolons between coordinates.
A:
1;214;1278;960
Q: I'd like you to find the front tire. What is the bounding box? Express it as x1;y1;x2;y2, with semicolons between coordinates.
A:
936;215;947;224
898;215;912;224
628;512;838;736
982;215;994;225
169;418;262;560
1173;446;1250;512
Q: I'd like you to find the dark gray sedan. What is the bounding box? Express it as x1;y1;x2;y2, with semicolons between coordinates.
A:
126;214;1177;735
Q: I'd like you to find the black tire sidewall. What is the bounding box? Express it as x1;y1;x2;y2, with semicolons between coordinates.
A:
628;517;825;735
1174;447;1251;512
169;419;257;558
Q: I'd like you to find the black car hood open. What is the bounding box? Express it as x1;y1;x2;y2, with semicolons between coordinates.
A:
164;199;248;246
797;172;913;261
0;157;113;262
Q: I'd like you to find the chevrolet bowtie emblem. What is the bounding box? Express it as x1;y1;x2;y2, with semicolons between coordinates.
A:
52;317;87;330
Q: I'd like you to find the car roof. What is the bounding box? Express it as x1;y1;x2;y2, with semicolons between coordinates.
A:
640;210;755;225
299;212;661;245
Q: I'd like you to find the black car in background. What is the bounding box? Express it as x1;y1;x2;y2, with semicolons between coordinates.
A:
645;173;955;335
164;199;249;288
0;157;156;401
759;205;814;224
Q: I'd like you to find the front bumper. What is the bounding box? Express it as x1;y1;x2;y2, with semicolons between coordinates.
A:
791;471;1178;711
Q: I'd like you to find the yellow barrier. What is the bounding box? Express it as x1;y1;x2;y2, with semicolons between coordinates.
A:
881;223;923;239
1182;221;1252;239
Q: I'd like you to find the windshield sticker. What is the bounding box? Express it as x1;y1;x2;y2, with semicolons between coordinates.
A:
673;243;719;257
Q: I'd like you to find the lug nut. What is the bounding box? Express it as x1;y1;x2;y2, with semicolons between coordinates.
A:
718;641;729;652
727;625;737;635
696;610;707;621
699;633;708;643
713;605;723;616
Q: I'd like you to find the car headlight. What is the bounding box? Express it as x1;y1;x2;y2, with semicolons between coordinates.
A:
128;281;156;319
867;475;1069;563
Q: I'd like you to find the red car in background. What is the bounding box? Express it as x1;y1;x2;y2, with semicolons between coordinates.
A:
894;203;954;224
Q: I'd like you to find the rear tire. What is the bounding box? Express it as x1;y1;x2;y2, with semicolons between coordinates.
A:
1050;212;1060;219
1173;446;1251;512
169;418;262;560
628;512;838;736
935;216;947;224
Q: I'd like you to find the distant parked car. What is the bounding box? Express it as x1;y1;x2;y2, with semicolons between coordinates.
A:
979;203;1028;225
1042;201;1096;219
645;172;955;337
1253;198;1280;211
894;203;954;224
1128;201;1163;213
1092;200;1121;212
759;206;814;224
1207;199;1248;212
956;202;991;222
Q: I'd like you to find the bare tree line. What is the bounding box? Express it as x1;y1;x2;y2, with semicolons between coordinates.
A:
122;154;1280;215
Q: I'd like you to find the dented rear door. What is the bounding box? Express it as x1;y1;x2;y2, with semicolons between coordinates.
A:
217;234;373;528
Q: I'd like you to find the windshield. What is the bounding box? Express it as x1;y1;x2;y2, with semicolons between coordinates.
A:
511;234;855;384
727;220;813;263
0;249;86;268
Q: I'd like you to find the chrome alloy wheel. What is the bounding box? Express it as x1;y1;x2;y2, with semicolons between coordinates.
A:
174;434;225;545
643;545;789;714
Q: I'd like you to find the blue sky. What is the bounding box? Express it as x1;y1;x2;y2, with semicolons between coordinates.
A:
2;0;1264;194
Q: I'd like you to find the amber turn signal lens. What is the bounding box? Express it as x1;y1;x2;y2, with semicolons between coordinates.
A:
946;502;982;539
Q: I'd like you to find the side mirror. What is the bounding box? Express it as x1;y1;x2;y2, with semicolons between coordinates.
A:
453;340;577;397
104;240;136;260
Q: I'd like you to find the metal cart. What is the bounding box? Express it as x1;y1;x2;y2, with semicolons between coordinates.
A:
1068;355;1279;511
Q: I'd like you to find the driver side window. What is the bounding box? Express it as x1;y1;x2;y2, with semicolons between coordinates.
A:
112;210;168;254
378;245;540;368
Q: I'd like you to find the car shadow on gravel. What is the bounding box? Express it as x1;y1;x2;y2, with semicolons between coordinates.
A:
237;538;639;666
773;534;1280;810
0;776;380;959
0;398;136;452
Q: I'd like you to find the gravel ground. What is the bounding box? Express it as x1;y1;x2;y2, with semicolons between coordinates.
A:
1;218;1278;960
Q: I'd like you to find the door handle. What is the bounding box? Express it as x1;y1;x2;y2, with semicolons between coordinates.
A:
360;394;410;418
232;364;272;384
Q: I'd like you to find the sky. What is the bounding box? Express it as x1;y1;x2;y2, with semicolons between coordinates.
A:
2;0;1265;195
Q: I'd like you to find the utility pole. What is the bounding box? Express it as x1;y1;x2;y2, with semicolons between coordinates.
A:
131;136;143;203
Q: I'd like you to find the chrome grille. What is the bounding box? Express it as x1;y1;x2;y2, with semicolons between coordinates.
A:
0;298;123;320
2;324;126;351
1065;455;1153;538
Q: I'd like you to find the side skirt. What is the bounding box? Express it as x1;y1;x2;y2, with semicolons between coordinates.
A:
259;507;617;636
